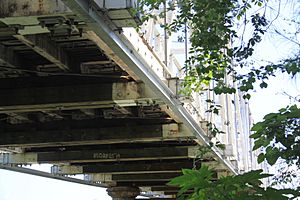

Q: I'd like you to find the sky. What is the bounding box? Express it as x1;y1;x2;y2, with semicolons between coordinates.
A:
0;164;110;200
0;169;110;200
0;1;299;200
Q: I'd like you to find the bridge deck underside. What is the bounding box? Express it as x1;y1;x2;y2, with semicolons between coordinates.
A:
0;1;229;198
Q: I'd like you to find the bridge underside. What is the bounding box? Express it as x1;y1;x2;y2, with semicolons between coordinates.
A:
0;0;233;199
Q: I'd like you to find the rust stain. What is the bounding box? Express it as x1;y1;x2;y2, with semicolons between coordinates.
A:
22;3;29;10
38;0;44;14
8;3;17;13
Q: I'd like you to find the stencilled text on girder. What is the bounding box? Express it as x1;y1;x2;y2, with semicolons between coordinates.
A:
93;152;121;159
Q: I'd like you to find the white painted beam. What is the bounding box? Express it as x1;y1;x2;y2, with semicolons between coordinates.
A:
0;153;37;164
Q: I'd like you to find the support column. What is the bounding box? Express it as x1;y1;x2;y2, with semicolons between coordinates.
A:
107;186;140;200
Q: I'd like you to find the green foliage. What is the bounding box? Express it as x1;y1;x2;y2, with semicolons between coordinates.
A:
206;121;225;137
139;0;300;97
170;104;300;199
237;57;300;94
250;105;300;167
250;104;300;186
168;166;299;200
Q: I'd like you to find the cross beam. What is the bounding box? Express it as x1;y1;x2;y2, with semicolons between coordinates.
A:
1;144;197;163
51;160;227;175
0;123;195;147
14;34;69;71
0;81;157;113
85;172;181;183
53;160;197;175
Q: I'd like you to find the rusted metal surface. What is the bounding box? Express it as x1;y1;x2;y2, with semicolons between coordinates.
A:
0;0;69;17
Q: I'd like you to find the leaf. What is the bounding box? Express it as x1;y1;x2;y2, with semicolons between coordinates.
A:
265;148;280;165
259;81;268;88
257;153;265;163
243;93;251;100
250;132;261;139
251;122;263;132
286;107;300;118
168;166;213;196
263;113;277;120
253;139;264;150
